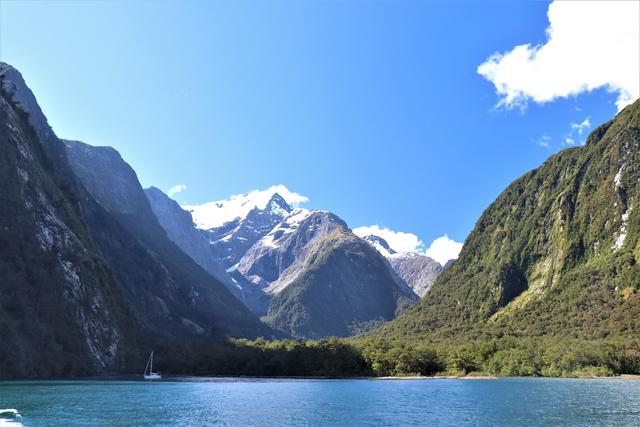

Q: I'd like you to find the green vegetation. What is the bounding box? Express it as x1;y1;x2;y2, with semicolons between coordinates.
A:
151;335;639;378
370;99;640;342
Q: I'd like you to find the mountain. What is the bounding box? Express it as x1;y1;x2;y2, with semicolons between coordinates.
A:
265;229;418;338
363;235;443;297
387;253;443;297
63;139;274;340
378;100;640;342
148;185;420;335
238;209;347;291
185;191;294;269
0;63;143;377
232;209;418;336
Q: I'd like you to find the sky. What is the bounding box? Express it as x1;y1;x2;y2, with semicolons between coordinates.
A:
0;0;638;263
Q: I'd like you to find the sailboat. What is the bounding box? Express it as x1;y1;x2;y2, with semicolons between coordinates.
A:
143;351;162;380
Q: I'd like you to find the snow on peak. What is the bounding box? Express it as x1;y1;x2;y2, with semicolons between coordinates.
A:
362;235;397;258
258;208;312;248
182;185;308;230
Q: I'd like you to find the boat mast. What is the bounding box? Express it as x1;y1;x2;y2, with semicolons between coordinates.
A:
150;351;154;373
144;352;151;376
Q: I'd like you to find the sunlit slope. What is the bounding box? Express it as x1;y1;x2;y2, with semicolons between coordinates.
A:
378;99;640;341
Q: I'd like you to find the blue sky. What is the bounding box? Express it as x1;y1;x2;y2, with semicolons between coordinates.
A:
1;0;637;258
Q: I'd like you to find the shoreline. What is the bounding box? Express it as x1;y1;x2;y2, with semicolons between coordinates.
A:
1;374;639;382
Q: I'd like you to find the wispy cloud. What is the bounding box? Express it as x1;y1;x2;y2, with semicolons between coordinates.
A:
570;117;591;135
167;184;187;198
536;134;552;149
562;116;591;147
477;1;639;111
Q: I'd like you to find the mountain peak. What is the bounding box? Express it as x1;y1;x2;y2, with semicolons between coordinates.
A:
363;234;397;257
266;192;293;216
184;185;304;230
0;62;52;139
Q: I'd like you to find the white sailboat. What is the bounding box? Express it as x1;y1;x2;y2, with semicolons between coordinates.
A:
143;351;162;380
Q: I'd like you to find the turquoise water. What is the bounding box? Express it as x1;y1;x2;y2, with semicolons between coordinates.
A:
1;378;639;426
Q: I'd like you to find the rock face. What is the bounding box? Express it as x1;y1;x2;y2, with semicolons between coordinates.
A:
266;229;418;338
0;63;140;377
387;253;443;297
63;139;274;341
238;209;348;291
234;209;419;336
379;100;640;341
363;234;444;297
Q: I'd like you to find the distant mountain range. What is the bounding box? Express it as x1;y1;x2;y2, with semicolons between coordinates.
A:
148;186;434;337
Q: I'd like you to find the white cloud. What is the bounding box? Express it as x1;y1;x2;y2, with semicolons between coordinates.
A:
536;134;551;149
264;184;309;206
425;235;464;266
353;225;424;254
564;137;575;146
167;184;187;197
183;184;308;230
570;117;591;135
353;225;464;266
477;1;639;111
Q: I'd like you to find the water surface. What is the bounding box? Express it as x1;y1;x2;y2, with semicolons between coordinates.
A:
1;378;639;426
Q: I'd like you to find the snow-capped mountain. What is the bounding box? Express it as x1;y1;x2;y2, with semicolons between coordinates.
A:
204;193;294;268
237;209;348;292
184;189;300;268
363;234;444;297
183;185;304;230
147;184;420;336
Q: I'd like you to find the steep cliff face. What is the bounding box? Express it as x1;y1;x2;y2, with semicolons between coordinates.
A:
0;64;140;378
265;229;418;338
387;253;443;297
144;187;235;291
63;140;275;340
144;186;269;314
380;100;640;341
